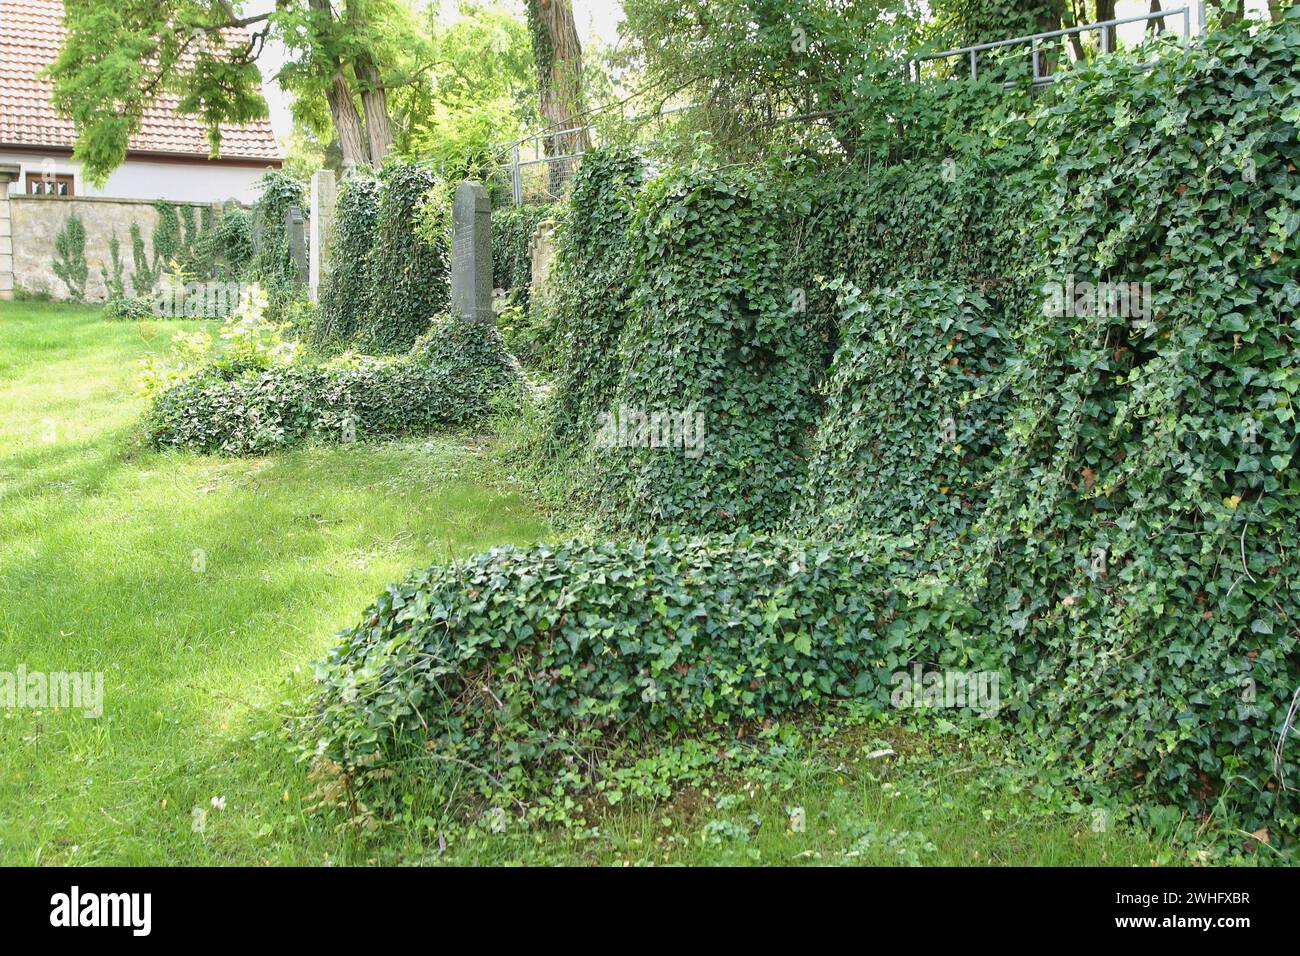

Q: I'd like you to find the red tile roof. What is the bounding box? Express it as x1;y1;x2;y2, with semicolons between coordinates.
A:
0;0;281;162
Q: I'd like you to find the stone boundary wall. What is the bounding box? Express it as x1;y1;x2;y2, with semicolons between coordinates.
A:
7;195;232;303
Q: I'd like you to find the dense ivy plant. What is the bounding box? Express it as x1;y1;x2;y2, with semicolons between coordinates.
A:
52;213;89;301
794;280;1011;551
585;162;824;533
311;15;1300;839
310;533;986;816
962;19;1300;830
312;171;381;353
491;202;557;307
540;147;645;455
540;141;1039;533
355;162;452;354
311;162;452;355
145;315;518;455
202;205;254;281
249;171;307;316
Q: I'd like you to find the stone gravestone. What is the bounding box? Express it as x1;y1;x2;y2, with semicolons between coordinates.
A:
451;181;493;324
285;205;308;288
308;171;337;303
529;218;558;304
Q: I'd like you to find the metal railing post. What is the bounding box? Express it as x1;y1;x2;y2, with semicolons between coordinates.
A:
913;7;1195;89
510;144;522;207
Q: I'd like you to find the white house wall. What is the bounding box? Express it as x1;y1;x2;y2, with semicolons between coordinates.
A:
0;152;277;204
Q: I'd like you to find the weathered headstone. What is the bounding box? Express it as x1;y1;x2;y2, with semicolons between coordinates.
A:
285;205;308;288
308;170;336;302
451;180;493;324
529;218;558;304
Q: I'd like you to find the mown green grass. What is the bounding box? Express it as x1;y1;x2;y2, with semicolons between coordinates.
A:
0;301;1165;866
0;302;551;864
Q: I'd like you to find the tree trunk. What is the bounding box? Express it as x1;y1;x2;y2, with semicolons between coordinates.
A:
1032;0;1065;79
1096;0;1118;53
309;0;369;167
354;52;394;164
528;0;590;193
1066;0;1087;62
1209;0;1243;25
1147;0;1165;33
327;71;370;167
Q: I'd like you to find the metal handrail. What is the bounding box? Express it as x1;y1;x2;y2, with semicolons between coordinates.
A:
910;4;1204;83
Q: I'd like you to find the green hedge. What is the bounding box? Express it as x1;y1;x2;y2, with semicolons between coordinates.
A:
145;316;519;455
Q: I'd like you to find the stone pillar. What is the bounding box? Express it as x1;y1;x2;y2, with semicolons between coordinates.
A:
285;205;307;288
309;170;336;303
451;181;493;324
0;164;20;301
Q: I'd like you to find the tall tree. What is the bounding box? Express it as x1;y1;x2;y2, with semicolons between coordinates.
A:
525;0;590;177
49;0;415;182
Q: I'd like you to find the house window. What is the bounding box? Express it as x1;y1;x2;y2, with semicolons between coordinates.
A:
26;173;74;197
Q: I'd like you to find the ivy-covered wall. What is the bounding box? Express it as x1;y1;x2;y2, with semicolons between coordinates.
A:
523;15;1300;833
10;195;237;303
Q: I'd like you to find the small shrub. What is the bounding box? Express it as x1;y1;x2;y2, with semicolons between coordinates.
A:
103;294;153;321
495;301;556;369
52;213;88;301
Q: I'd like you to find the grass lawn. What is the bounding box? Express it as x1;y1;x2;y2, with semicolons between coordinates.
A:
0;301;1167;866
